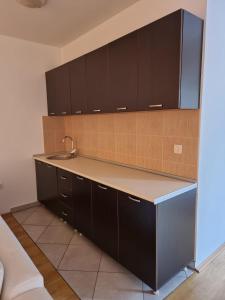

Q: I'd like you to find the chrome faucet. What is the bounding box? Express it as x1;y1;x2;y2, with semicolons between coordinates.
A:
62;136;77;157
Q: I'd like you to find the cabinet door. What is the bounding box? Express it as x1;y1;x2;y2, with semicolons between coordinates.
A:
108;32;138;112
46;64;71;116
73;175;92;238
69;57;87;115
35;161;59;213
86;46;111;113
92;183;118;258
138;10;181;110
118;192;157;290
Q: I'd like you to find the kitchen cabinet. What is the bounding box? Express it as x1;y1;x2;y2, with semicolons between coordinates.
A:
46;64;71;116
137;9;203;110
108;32;138;112
86;46;111;113
92;182;118;258
73;175;92;238
35;161;59;214
35;159;196;292
69;56;86;115
118;192;157;289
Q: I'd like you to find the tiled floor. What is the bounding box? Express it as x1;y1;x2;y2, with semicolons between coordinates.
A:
13;205;191;300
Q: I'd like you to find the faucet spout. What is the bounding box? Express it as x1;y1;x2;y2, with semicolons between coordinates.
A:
62;135;77;156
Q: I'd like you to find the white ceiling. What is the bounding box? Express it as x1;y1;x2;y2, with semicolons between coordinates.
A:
0;0;140;47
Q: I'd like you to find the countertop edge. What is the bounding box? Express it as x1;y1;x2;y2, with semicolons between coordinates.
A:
33;156;197;205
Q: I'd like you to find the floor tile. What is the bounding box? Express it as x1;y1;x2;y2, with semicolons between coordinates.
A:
38;224;74;244
93;272;143;300
23;206;54;225
50;215;65;226
59;243;102;271
60;270;97;300
99;254;129;273
143;271;187;299
13;207;38;223
38;243;68;268
22;225;47;242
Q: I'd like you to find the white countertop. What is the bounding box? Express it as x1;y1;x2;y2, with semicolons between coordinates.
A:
33;155;197;205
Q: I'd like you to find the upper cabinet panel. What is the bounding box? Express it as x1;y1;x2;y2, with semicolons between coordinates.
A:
69;56;86;115
46;64;71;116
86;45;111;113
137;10;203;111
108;32;138;112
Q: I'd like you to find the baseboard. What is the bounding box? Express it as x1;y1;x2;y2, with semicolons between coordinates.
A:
196;242;225;272
11;201;40;213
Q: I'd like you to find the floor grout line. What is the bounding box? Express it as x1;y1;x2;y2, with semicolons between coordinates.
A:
92;252;103;300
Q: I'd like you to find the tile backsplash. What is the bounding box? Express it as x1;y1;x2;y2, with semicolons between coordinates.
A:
42;110;199;180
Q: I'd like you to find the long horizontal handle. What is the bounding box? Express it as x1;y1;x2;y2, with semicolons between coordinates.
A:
128;196;141;203
60;193;69;198
49;112;55;115
76;176;84;181
62;211;68;216
97;184;108;190
148;104;163;109
75;110;82;114
60;176;67;180
61;111;67;115
93;109;101;112
116;107;127;111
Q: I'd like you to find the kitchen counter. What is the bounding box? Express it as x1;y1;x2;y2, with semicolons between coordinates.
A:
33;155;197;205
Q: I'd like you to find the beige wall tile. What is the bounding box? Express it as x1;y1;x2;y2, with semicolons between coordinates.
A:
42;110;199;180
114;112;136;135
136;111;164;136
163;137;198;165
136;135;163;160
163;110;200;138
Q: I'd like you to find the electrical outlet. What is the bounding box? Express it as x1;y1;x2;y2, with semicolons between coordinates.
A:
174;144;183;154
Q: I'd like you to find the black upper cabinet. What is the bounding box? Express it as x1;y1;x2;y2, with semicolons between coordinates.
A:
118;192;157;290
73;175;92;239
46;64;71;116
86;46;111;113
92;182;118;259
69;56;86;115
108;32;138;112
45;9;203;114
137;9;203;110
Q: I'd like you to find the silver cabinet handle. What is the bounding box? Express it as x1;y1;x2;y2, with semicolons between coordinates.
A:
60;176;67;180
60;193;69;198
62;211;68;216
47;165;53;168
93;109;101;113
49;112;55;115
75;110;82;114
98;184;107;190
148;104;163;109
116;107;127;111
76;176;84;181
128;196;141;203
61;112;67;115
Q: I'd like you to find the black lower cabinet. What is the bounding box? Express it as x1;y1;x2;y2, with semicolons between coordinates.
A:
73;175;92;239
118;192;157;290
35;161;58;211
92;182;118;259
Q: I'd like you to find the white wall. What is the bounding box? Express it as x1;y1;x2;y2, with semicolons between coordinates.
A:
196;0;225;265
0;35;60;214
61;0;206;63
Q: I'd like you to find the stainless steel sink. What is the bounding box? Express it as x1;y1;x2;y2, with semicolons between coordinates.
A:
47;153;75;160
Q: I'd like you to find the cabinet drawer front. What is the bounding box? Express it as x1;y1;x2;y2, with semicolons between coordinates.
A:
59;204;74;226
118;192;157;289
57;169;73;195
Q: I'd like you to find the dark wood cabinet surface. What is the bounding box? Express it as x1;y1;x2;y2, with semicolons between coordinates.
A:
73;175;92;239
108;32;138;112
86;46;111;113
69;56;86;115
46;64;71;116
92;182;118;259
118;192;157;289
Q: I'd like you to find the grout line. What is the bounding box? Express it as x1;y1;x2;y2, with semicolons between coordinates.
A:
92;252;103;299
